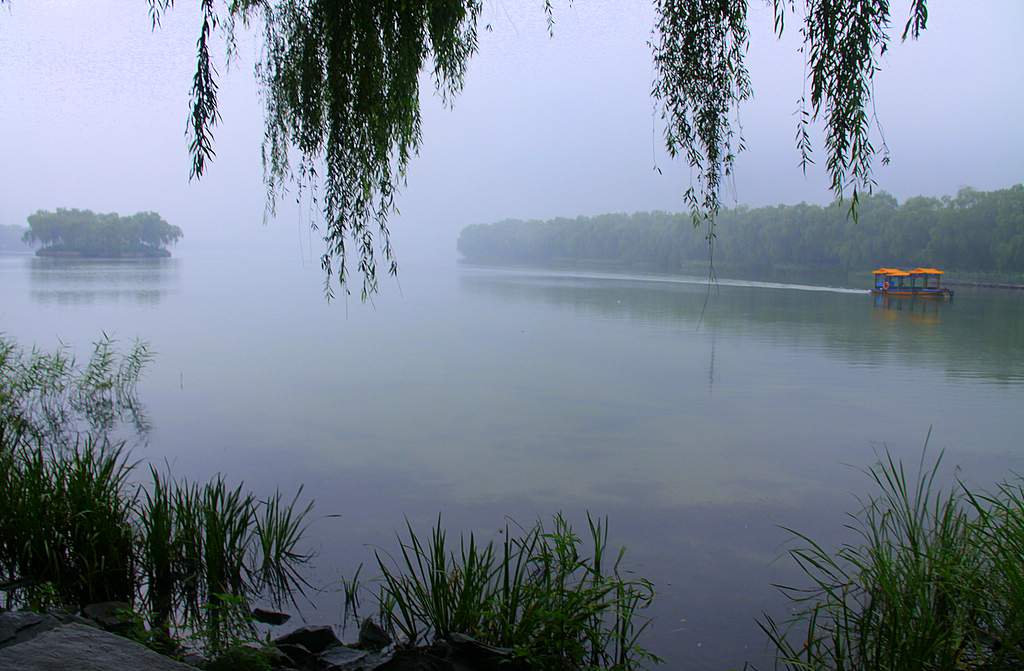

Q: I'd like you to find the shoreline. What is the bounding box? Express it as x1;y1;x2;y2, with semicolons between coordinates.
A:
35;248;172;259
947;279;1024;291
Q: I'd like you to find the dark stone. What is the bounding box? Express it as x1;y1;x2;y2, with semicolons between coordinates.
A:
427;640;452;659
275;625;342;654
0;611;61;649
447;632;514;656
276;642;317;669
244;642;291;668
0;622;195;670
82;601;134;633
357;619;391;651
446;633;522;671
374;649;453;671
319;645;368;670
0;611;43;646
180;651;207;668
253;608;292;626
357;652;395;671
59;613;100;628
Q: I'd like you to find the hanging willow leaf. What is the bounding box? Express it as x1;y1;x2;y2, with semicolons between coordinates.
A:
148;0;928;296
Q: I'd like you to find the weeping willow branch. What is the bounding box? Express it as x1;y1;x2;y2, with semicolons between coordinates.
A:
651;0;752;242
655;0;929;232
252;1;482;299
152;0;928;297
188;0;221;180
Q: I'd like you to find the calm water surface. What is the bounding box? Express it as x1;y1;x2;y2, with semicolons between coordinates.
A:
2;251;1022;669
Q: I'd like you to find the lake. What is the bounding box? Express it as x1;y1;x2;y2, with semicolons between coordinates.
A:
2;250;1022;669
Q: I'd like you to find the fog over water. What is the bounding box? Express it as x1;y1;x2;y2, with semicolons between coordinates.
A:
2;2;1024;669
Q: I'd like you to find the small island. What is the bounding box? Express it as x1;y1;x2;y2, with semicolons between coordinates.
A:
24;208;182;258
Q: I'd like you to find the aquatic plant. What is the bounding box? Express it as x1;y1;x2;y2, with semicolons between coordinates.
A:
0;335;313;654
0;333;152;447
964;480;1024;669
760;446;1024;671
135;473;314;653
371;514;659;670
0;431;136;610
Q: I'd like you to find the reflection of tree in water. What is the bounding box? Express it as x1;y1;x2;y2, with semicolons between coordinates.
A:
708;330;717;394
0;335;152;449
460;272;1024;384
28;257;179;306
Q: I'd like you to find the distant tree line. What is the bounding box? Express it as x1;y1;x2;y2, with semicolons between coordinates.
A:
24;209;182;258
0;224;27;251
457;186;1024;276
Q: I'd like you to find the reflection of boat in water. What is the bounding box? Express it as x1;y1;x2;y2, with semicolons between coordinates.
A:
872;293;943;324
871;267;954;299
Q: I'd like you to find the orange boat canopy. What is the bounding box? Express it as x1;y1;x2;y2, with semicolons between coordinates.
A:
873;267;944;275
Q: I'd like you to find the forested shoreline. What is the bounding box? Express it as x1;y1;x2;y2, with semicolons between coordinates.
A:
458;186;1024;279
23;209;182;258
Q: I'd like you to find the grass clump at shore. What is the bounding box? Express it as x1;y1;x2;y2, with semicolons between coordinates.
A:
0;335;314;655
966;480;1024;668
761;446;1024;671
370;514;659;670
0;433;137;608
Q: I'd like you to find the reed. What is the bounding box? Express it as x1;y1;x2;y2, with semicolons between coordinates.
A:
254;487;314;609
139;467;177;633
760;446;1024;671
0;429;136;609
0;334;151;447
371;513;659;670
0;336;314;654
964;480;1024;669
135;475;314;654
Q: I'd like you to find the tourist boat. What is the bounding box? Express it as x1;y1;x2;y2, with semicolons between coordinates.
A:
871;267;954;298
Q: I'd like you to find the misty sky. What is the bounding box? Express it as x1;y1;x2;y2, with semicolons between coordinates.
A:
2;1;1022;260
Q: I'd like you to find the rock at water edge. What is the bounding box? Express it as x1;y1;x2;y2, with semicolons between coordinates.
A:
0;622;195;671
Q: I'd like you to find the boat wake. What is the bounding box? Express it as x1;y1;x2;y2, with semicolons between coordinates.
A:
463;266;870;296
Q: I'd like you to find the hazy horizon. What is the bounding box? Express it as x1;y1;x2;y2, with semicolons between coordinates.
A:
3;1;1023;266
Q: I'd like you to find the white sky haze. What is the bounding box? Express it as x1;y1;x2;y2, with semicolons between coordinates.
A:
2;1;1022;259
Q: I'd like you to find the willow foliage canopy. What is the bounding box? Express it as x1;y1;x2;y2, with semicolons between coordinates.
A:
147;1;925;297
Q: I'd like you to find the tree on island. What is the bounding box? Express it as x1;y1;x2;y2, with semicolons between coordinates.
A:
23;209;183;258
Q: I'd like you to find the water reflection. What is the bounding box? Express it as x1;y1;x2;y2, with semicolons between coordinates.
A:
28;256;180;306
460;268;1024;384
872;293;943;324
277;462;857;671
5;256;1023;670
707;331;717;394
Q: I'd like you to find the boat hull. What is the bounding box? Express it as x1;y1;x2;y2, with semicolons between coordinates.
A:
870;288;954;299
